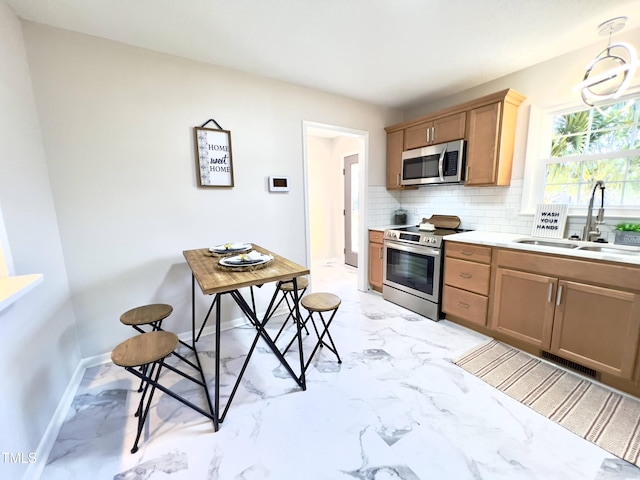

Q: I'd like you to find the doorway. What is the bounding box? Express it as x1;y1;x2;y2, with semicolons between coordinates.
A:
303;121;368;291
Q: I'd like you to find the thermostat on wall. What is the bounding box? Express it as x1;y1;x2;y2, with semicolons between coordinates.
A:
269;176;290;192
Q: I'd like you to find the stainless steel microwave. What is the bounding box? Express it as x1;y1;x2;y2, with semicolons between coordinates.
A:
401;140;465;186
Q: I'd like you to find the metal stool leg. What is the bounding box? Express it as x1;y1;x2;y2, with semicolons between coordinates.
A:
273;289;309;342
130;361;163;454
303;308;341;371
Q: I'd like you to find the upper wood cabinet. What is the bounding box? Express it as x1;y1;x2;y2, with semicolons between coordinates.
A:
466;93;523;186
404;112;466;150
385;89;525;188
386;129;416;190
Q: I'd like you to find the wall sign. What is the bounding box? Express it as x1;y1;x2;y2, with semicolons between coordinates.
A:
193;126;234;187
531;204;568;238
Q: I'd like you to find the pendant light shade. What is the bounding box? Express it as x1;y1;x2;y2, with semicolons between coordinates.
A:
575;17;639;106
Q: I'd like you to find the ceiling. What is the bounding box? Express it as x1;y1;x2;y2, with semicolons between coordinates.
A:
6;0;640;110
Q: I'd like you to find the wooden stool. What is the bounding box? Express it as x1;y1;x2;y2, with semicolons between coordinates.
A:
120;304;173;334
285;292;342;371
120;304;174;392
111;330;216;453
265;277;310;342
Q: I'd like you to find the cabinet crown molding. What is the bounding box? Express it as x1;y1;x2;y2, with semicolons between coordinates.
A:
385;88;526;133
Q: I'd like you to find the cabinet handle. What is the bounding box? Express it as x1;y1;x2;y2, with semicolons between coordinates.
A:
431;126;435;142
460;250;473;256
426;127;430;143
457;302;470;309
397;173;400;186
547;283;553;303
556;285;563;306
459;273;472;279
379;246;383;260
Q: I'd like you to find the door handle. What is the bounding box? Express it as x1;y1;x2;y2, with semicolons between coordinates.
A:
556;285;563;306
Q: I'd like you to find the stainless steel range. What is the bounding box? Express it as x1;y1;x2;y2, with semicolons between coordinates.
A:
382;215;465;321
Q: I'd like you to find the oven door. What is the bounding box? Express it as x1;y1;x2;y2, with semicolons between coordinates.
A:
383;239;441;302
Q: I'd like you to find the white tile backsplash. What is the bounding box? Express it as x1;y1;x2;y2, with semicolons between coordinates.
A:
369;181;534;234
368;181;626;240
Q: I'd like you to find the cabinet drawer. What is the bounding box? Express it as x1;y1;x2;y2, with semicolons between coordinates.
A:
446;242;491;264
444;258;490;295
369;230;384;244
442;285;488;326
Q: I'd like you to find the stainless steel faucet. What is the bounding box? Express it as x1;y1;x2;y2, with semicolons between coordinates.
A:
582;180;606;242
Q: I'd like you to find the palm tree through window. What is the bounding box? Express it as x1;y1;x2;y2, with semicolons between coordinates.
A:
543;97;640;207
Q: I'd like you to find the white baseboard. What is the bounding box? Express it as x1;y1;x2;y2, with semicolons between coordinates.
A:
24;308;285;479
23;357;87;480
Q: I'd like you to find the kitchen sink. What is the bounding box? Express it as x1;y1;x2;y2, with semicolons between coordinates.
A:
514;239;580;249
577;245;640;255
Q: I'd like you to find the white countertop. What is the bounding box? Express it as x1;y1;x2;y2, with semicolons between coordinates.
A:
369;225;411;232
444;231;640;266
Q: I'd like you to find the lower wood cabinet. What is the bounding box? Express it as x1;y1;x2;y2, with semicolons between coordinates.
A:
490;253;640;380
442;286;488;326
551;281;640;379
442;242;492;326
491;268;555;350
368;230;384;292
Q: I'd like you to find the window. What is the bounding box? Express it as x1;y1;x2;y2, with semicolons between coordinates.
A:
541;96;640;209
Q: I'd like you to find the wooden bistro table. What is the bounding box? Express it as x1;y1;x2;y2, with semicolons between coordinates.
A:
183;244;310;430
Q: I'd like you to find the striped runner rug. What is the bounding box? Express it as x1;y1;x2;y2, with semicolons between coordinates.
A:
453;339;640;467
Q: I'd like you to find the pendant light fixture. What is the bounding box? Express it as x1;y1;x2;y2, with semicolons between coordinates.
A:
575;16;639;107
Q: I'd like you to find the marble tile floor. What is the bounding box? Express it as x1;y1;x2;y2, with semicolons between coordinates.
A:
40;259;640;480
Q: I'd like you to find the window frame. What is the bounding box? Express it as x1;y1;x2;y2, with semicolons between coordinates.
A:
521;90;640;219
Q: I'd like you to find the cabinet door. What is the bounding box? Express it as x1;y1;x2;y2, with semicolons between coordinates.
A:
466;102;501;186
404;121;432;150
433;112;466;144
386;130;405;190
491;268;556;349
404;112;466;150
551;281;640;379
368;241;384;291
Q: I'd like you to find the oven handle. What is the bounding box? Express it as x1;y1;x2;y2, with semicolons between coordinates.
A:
384;240;441;257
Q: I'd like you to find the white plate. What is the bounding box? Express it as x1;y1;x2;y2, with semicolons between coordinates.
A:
219;251;273;267
209;243;252;254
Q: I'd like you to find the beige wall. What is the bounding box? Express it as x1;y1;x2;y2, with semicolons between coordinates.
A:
21;22;401;358
0;4;79;479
